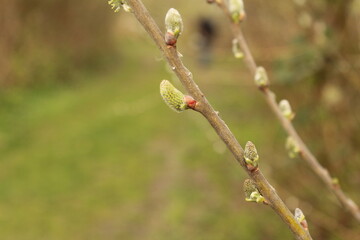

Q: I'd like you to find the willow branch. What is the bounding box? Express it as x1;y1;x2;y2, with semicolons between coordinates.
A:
124;0;312;239
213;0;360;223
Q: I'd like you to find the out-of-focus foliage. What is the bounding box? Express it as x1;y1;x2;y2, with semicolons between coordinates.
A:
0;0;116;86
0;0;359;239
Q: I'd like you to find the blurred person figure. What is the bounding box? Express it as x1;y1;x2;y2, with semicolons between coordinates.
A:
197;17;216;67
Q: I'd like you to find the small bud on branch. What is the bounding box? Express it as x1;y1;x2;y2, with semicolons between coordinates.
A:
294;208;309;231
108;0;132;13
232;39;244;59
254;66;269;88
279;99;295;120
244;141;259;171
160;80;196;112
243;179;266;204
165;8;183;46
286;136;300;158
228;0;246;23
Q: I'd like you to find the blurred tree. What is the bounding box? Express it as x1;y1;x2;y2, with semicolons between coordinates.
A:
273;0;360;236
0;0;117;87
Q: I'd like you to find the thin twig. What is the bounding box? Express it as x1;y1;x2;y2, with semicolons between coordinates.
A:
213;0;360;223
125;0;312;239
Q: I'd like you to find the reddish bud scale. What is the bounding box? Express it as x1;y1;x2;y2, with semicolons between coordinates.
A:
165;32;177;46
246;164;258;172
300;220;309;230
184;95;197;109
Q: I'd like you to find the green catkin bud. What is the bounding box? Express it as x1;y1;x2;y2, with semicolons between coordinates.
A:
243;179;265;203
254;66;269;88
160;80;197;112
244;141;259;169
286;136;300;158
228;0;246;23
279;99;295;120
232;39;244;59
165;8;183;46
160;80;187;112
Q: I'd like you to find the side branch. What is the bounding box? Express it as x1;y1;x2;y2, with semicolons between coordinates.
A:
213;0;360;222
126;0;312;239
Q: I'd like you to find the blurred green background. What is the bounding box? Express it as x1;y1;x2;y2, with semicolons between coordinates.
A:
1;0;360;239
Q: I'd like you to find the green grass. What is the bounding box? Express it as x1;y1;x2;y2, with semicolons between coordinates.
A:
0;40;295;239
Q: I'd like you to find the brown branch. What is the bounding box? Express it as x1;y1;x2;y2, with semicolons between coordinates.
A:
213;0;360;223
124;0;312;239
